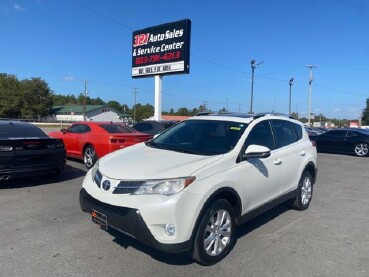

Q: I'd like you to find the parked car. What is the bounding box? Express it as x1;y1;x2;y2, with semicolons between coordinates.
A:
305;127;323;136
133;120;177;136
79;113;317;265
310;128;369;157
49;122;152;168
0;121;66;181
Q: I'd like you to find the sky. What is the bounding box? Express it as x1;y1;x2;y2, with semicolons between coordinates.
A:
1;0;369;119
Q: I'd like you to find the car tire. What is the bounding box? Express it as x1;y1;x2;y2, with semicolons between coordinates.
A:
291;171;313;211
354;143;369;157
84;145;97;169
192;199;236;266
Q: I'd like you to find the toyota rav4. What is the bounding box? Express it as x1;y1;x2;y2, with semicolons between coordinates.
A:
80;113;318;265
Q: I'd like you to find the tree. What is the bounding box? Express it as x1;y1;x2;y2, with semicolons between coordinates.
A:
0;74;52;119
107;100;121;111
362;98;369;125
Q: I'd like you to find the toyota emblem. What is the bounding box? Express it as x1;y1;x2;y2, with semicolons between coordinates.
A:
102;180;111;191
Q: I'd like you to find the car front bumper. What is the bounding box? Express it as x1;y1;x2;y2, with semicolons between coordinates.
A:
79;188;193;253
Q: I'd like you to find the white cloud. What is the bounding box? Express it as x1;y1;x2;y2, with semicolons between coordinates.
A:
14;4;27;12
64;76;75;81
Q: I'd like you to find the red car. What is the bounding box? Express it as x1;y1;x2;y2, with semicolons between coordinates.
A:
49;122;152;168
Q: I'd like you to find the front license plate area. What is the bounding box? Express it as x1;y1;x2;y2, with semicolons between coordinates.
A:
91;210;107;230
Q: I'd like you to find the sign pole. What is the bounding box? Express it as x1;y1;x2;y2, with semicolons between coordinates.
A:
154;75;162;121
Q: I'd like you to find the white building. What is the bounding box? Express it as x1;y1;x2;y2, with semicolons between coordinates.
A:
51;105;132;124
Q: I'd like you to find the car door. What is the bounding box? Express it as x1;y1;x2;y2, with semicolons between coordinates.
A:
270;120;306;194
317;130;347;152
62;124;90;157
238;120;282;213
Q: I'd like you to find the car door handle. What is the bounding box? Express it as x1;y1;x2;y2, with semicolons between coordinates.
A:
274;159;282;165
300;151;306;156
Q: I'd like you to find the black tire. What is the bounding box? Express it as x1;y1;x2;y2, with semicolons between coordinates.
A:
291;171;313;211
83;145;97;169
354;143;369;157
192;199;236;266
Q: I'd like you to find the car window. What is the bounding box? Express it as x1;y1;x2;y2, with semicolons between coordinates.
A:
100;124;135;133
243;121;274;150
0;122;48;138
68;124;91;134
347;131;357;137
134;122;152;132
325;130;346;137
150;120;247;155
292;122;303;140
271;120;298;148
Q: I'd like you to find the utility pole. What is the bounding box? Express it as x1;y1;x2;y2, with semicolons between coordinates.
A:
226;97;229;112
289;78;294;116
132;88;138;124
250;59;263;114
238;103;241;113
83;81;88;121
305;65;317;127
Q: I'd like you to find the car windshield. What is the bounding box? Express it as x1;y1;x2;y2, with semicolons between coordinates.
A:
147;119;248;155
0;122;48;139
100;124;136;133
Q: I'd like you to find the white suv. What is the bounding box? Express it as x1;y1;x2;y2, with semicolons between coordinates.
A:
80;113;317;265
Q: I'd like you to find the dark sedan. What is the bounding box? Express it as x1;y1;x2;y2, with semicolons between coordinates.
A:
0;121;66;181
133;120;177;136
310;128;369;157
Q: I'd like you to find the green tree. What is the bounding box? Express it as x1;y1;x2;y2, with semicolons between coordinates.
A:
0;74;22;118
20;78;53;118
176;107;190;116
0;74;52;119
362;98;369;125
107;100;121;111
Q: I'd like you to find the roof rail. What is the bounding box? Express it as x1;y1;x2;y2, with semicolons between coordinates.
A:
253;112;296;120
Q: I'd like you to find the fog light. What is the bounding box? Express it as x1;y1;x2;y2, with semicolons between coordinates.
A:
164;224;176;236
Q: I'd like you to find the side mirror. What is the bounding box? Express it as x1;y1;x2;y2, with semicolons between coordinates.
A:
61;128;67;134
243;144;271;159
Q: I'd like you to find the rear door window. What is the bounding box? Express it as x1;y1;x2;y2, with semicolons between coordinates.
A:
271;120;298;149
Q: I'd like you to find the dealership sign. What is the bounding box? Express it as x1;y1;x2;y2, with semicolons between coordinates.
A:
132;19;191;78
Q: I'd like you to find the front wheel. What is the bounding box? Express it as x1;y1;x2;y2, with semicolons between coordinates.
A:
291;171;313;211
83;146;97;169
192;199;236;266
354;143;368;157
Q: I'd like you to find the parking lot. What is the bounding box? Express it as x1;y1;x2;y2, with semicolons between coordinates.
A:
1;153;368;277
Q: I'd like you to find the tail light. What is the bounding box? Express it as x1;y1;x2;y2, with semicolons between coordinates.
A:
110;138;126;143
311;141;317;147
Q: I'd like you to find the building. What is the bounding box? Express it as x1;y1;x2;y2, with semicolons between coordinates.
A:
51;105;132;123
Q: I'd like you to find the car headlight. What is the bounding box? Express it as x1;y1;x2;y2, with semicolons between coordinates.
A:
91;160;99;182
133;176;196;196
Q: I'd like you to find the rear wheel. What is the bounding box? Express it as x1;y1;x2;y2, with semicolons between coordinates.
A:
291;171;313;211
83;146;97;169
192;199;236;266
354;143;368;157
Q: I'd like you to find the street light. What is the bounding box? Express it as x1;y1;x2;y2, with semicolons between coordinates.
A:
250;59;263;114
289;78;294;115
305;65;317;127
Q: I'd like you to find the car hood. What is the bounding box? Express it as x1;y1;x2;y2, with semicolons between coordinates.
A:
99;143;223;180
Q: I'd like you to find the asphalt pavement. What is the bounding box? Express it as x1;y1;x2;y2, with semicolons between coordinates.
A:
0;153;368;277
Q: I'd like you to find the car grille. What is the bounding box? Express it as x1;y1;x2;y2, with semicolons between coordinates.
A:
80;188;132;216
113;181;145;194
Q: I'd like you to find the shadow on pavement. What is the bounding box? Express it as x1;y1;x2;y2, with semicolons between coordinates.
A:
106;202;291;266
108;228;194;266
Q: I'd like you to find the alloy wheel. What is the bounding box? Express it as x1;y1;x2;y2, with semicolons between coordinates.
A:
203;209;232;256
301;176;312;205
354;143;368;157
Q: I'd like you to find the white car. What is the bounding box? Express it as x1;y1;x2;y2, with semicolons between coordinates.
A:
80;113;318;265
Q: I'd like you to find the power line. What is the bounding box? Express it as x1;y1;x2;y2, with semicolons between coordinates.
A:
68;0;133;30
